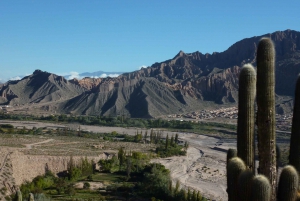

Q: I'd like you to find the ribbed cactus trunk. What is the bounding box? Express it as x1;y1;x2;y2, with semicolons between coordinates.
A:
237;64;256;173
289;75;300;177
277;165;299;201
256;37;276;200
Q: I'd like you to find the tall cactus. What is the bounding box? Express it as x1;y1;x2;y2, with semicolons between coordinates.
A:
256;37;276;199
289;75;300;176
227;157;246;201
237;64;256;173
277;165;299;201
227;37;300;200
250;175;271;201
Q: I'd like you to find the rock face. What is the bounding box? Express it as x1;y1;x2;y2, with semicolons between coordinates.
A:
1;30;300;117
10;151;106;186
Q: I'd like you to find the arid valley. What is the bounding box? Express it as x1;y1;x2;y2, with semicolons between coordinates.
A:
0;113;292;201
0;118;240;200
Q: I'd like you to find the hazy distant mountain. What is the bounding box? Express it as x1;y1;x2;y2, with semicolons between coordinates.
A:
1;29;300;117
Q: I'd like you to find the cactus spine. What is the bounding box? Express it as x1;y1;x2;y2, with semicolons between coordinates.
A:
256;37;276;199
237;64;256;173
277;165;299;201
250;175;271;201
227;157;246;201
289;75;300;177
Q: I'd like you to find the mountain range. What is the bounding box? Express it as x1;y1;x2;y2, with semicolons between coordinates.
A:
1;29;299;117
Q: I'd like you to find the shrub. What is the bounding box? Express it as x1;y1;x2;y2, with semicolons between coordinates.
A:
83;182;90;189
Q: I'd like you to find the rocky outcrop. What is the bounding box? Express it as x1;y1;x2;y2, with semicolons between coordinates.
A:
70;77;104;90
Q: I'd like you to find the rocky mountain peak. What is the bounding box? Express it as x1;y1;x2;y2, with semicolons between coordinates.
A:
1;29;300;117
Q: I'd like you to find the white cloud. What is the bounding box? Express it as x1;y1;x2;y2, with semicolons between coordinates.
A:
100;73;107;78
97;74;120;78
9;76;22;81
139;65;147;70
63;71;120;80
67;72;83;80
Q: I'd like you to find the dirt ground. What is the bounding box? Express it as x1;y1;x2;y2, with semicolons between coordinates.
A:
0;120;236;201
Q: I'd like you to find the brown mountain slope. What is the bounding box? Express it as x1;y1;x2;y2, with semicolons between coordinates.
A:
1;30;300;117
0;70;86;105
60;77;205;117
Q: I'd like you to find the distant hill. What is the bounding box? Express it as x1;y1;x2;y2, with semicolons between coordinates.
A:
0;70;86;105
1;29;300;117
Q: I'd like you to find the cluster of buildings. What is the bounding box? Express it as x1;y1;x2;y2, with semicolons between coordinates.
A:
168;107;238;120
276;113;293;131
167;107;293;132
0;105;12;113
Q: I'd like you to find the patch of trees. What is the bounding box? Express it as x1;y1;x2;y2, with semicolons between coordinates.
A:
15;150;207;200
98;152;207;201
0;113;197;129
155;133;187;158
98;148;151;176
15;156;95;200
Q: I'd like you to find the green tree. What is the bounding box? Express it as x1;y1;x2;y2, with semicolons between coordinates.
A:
165;134;169;150
126;157;132;180
187;188;191;201
80;156;93;176
192;189;197;201
67;155;75;180
197;191;202;201
83;182;90;189
184;141;189;150
170;135;174;147
118;147;126;170
175;133;179;144
144;131;148;143
142;163;171;200
174;180;180;196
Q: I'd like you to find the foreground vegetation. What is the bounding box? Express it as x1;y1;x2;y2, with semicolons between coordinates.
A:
11;151;207;201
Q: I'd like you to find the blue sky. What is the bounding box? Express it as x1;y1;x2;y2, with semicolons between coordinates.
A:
0;1;299;81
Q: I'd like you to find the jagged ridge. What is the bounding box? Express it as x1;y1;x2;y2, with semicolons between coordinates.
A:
1;30;300;116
